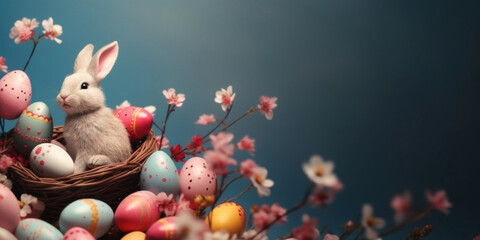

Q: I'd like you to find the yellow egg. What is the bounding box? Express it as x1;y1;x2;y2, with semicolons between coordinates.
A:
206;202;246;237
121;231;146;240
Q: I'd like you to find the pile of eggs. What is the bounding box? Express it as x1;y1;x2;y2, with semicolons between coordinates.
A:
0;70;249;239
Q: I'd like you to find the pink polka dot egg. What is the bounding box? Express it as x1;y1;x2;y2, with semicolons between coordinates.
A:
179;157;217;209
0;70;32;120
29;143;74;178
113;106;153;141
12;102;53;157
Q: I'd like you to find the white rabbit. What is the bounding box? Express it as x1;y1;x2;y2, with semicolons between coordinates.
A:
56;41;131;173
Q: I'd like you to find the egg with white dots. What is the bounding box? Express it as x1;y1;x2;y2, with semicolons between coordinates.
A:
179;157;217;209
140;151;180;196
12;102;53;157
15;218;63;240
29;143;74;178
59;199;113;239
0;70;32;120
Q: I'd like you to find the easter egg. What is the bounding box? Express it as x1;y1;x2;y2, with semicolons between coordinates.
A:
121;231;146;240
114;106;153;141
0;70;32;120
179;157;217;208
0;227;16;240
12;102;53;157
140;151;180;196
29;143;74;177
63;227;95;240
145;217;178;240
15;218;63;240
205;202;246;237
0;184;20;233
114;190;160;232
59;199;113;239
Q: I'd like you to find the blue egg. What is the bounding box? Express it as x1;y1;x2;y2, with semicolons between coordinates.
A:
15;218;62;240
140;151;180;196
59;199;113;239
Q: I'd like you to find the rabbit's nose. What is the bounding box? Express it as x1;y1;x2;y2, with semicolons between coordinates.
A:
61;95;68;100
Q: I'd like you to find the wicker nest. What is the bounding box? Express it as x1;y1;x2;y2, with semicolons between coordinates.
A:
1;126;157;222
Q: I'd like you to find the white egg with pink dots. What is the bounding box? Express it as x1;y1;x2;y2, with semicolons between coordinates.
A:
29;143;74;178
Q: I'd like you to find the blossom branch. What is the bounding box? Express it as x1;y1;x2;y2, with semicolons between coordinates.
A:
23;35;43;71
373;206;432;239
248;182;316;240
223;184;253;203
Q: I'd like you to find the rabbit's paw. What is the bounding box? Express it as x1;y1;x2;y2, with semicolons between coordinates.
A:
87;155;112;169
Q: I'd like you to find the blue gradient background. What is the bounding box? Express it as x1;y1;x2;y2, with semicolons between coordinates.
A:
1;1;479;239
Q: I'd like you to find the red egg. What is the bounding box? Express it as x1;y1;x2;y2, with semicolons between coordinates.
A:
146;217;178;240
114;191;160;232
179;157;217;209
0;70;32;119
113;106;153;141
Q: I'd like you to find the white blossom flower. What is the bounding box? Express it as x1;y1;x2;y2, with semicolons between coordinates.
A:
250;167;274;197
361;204;386;240
42;17;63;44
302;155;338;187
175;211;208;240
0;173;13;189
215;85;235;111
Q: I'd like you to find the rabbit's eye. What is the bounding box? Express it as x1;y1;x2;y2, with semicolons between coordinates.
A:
81;82;89;90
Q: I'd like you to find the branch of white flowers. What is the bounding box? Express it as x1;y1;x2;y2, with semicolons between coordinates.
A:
224;184;253;203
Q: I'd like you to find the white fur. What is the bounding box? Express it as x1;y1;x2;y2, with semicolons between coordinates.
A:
57;41;131;173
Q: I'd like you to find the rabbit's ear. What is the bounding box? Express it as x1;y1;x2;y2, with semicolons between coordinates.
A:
88;41;119;82
74;44;94;72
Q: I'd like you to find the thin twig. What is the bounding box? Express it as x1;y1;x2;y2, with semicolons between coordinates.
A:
23;36;43;71
224;184;253;203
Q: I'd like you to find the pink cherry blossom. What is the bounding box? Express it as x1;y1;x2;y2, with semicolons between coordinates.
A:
426;189;452;214
291;214;320;240
0;154;15;173
156;192;174;213
9;17;39;44
195;114;216;125
240;159;258;178
42;17;63;44
324;234;340;240
203;150;237;176
237;135;255;155
0;56;8;73
215;85;235;111
271;203;287;224
258;96;278;120
163;88;185;107
253;208;273;231
309;181;343;209
210;132;235;156
391;191;412;222
155;135;169;149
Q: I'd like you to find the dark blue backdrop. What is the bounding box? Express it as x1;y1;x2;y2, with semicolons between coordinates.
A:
1;1;479;239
